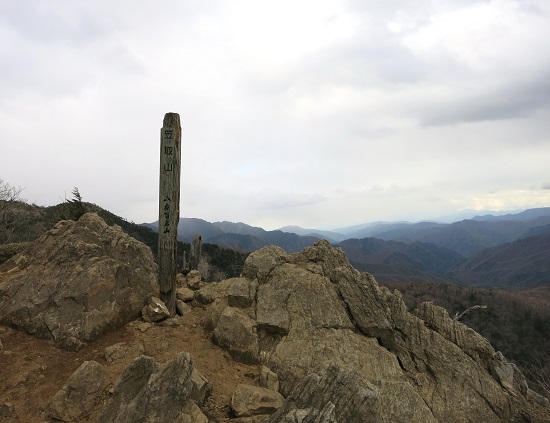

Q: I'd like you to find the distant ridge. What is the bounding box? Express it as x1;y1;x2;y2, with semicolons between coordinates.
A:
447;233;550;288
278;225;347;242
472;207;550;222
144;218;323;253
337;237;464;284
142;207;550;288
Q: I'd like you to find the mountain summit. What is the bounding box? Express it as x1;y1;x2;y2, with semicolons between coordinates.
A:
201;240;549;421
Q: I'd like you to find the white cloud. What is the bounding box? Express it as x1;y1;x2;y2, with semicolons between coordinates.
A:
0;0;549;230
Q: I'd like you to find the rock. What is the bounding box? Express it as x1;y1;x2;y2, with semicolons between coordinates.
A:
231;416;272;423
414;301;493;359
0;213;157;347
201;296;229;331
176;300;191;316
190;368;213;407
176;273;187;286
142;296;170;322
241;245;288;284
228;277;257;308
527;388;550;408
195;278;233;305
0;402;14;417
259;366;279;392
231;384;284;417
275;403;337;423
157;316;184;327
205;240;540;423
268;364;378;423
99;352;194;423
256;282;290;335
0;242;31;265
176;287;195;302
186;270;202;289
49;360;109;421
55;336;86;352
0;338;3;350
100;355;159;422
104;341;145;364
179;399;208;423
212;306;259;364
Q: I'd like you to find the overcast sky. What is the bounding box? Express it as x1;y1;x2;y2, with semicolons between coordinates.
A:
1;0;549;230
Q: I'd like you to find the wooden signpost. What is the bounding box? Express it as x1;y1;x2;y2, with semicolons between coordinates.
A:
158;112;181;315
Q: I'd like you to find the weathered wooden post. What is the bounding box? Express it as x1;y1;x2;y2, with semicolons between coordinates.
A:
189;235;202;271
158;112;181;315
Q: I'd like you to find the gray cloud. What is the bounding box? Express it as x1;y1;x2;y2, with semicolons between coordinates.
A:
420;78;550;127
1;0;549;230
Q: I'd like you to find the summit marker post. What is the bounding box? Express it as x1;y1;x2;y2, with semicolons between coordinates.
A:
158;112;181;315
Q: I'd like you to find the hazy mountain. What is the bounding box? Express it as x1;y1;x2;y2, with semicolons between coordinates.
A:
446;233;550;289
372;216;550;257
341;221;444;240
472;207;550;222
145;217;224;242
278;225;347;242
337;237;464;279
522;223;550;238
205;233;267;252
141;207;550;287
334;221;407;235
176;218;224;241
145;218;322;253
212;221;267;239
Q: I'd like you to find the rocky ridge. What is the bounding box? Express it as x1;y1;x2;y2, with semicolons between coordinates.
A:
202;241;547;422
0;214;548;422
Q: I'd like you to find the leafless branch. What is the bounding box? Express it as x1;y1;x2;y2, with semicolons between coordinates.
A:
453;305;487;321
0;178;24;202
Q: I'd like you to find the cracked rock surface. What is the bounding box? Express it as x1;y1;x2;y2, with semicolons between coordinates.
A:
0;213;157;347
206;240;540;423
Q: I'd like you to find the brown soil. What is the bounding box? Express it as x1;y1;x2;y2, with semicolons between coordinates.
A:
0;304;260;422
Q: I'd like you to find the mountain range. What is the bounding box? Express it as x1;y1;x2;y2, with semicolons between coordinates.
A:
144;207;550;289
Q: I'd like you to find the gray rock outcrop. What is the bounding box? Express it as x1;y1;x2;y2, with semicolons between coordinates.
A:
260;366;280;392
231;384;285;417
49;360;109;421
190;368;213;407
204;240;543;423
267;364;379;423
0;213;157;347
99;352;201;423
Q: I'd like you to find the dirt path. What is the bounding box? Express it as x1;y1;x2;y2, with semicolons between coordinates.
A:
0;304;260;422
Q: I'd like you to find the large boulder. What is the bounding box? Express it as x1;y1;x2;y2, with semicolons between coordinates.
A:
99;352;197;423
0;213;157;346
212;306;259;364
49;360;109;421
205;240;542;423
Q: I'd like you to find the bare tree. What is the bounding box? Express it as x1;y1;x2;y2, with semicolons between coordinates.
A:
0;178;24;202
0;178;28;243
526;340;550;400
